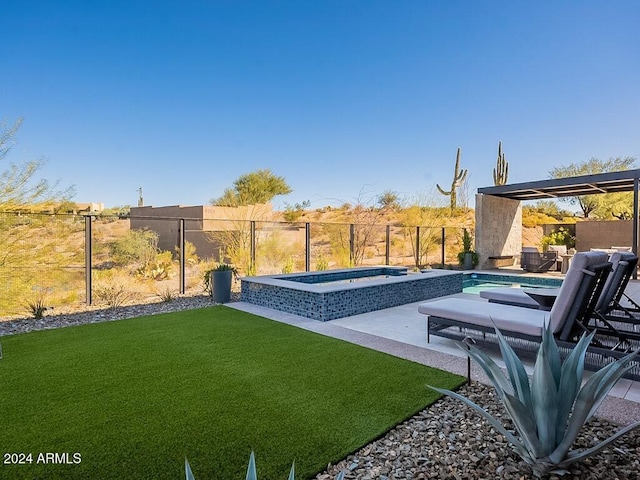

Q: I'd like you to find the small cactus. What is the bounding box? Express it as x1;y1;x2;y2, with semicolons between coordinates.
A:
493;141;509;186
437;147;468;211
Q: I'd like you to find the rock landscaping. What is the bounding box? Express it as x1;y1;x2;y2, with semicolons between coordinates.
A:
318;383;640;480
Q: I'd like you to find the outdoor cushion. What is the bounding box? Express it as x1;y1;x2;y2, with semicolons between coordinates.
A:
546;251;607;332
419;298;551;337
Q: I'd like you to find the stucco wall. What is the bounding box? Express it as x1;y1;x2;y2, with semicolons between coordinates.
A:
575;220;634;252
130;204;275;260
475;194;522;269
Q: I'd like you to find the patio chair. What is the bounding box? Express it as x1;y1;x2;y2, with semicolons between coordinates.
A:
547;244;567;271
520;249;558;273
479;252;637;311
418;251;612;358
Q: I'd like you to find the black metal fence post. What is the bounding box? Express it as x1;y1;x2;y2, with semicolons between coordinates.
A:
385;225;390;265
415;226;421;267
179;218;186;294
305;223;311;271
85;215;92;305
250;221;256;273
349;224;355;266
441;227;446;267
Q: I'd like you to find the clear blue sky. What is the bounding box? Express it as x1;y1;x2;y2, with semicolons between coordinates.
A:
3;1;639;209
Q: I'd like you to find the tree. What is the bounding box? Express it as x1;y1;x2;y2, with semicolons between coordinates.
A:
211;169;292;206
0;117;77;314
377;190;400;210
1;117;74;209
549;157;636;218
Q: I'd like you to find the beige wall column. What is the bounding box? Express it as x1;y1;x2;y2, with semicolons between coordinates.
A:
475;194;522;269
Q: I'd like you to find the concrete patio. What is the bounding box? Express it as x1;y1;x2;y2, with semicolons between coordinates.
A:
229;275;640;426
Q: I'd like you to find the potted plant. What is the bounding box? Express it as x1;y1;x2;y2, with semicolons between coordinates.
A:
205;263;238;303
457;228;478;270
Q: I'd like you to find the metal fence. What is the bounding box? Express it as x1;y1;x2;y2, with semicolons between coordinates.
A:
0;212;467;317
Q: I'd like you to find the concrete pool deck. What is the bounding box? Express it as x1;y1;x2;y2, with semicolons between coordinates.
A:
228;277;640;426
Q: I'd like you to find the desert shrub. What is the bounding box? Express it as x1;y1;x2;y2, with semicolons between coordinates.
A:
111;229;159;267
24;288;51;319
321;223;352;267
281;256;296;273
93;270;137;308
135;251;174;280
315;254;329;271
176;241;199;265
541;226;575;250
155;286;177;302
282;200;310;222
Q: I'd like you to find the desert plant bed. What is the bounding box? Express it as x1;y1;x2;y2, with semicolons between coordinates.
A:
0;306;463;480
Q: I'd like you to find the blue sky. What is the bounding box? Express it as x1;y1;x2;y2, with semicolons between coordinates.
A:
3;1;639;209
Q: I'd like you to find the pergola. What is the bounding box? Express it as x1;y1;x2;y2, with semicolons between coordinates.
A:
478;169;640;257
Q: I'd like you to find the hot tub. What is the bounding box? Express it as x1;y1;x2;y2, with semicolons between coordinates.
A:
240;266;462;321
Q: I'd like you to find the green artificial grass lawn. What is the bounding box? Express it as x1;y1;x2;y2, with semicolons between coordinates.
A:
0;306;464;480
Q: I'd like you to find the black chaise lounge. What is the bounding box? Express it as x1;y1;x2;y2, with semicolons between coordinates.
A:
418;251;640;378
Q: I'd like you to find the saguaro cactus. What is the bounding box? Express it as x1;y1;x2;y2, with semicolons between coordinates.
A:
437;147;468;211
493;141;509;186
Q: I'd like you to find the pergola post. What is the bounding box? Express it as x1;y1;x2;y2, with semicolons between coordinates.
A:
634;177;638;279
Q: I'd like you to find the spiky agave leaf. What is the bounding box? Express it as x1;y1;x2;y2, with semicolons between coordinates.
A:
185;452;345;480
455;341;515;400
185;458;196;480
554;332;593;445
246;451;257;480
549;348;640;465
531;326;560;456
493;326;532;407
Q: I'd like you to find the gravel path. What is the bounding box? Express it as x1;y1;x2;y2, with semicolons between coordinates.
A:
3;296;640;479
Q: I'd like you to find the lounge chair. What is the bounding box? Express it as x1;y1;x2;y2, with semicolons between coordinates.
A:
520;249;558;273
419;251;612;358
547;244;567;271
479;252;638;311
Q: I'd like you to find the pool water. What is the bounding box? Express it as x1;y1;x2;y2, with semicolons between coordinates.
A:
463;273;562;294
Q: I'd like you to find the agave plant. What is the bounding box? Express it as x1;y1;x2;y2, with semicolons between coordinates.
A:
430;325;640;477
185;451;345;480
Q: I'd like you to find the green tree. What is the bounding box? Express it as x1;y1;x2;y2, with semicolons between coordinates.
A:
1;117;74;209
549;157;636;218
282;200;310;222
211;169;292;206
377;190;400;210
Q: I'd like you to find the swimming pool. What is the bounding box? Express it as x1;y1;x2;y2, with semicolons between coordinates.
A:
463;272;562;294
